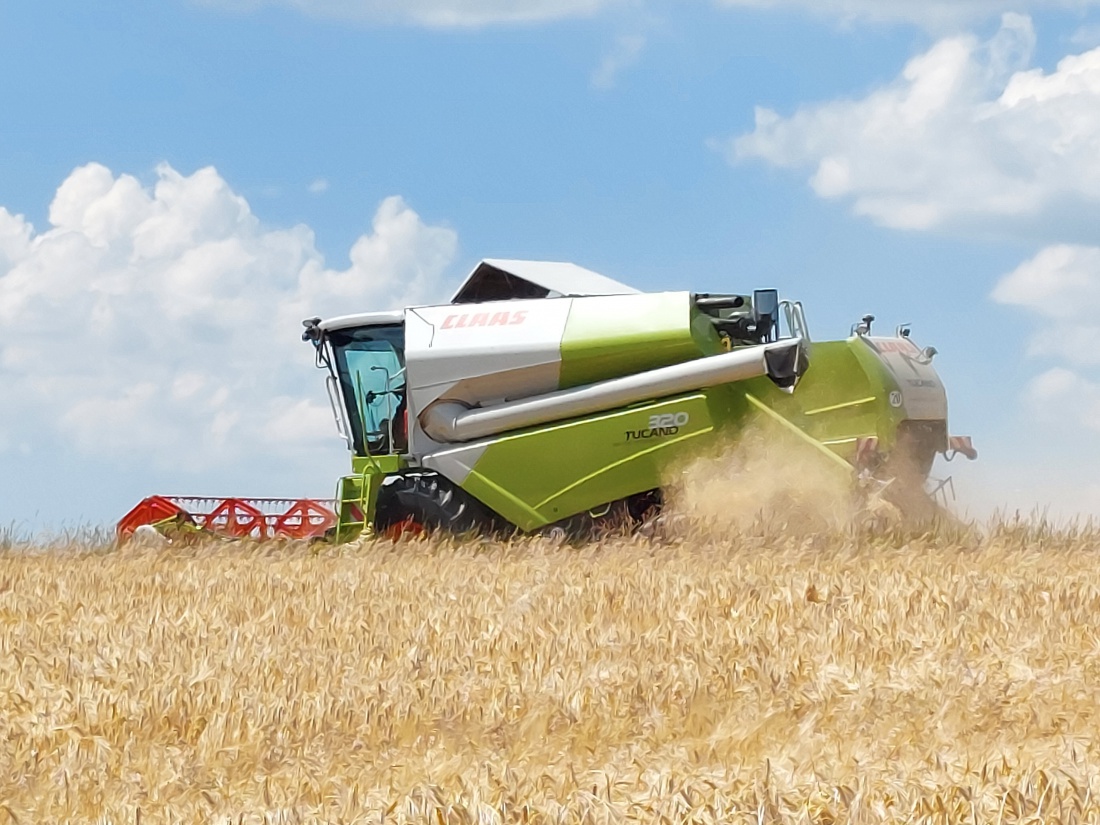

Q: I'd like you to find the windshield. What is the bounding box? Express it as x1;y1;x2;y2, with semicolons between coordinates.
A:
328;324;406;456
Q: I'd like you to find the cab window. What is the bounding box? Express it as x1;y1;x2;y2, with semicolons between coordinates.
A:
328;324;406;456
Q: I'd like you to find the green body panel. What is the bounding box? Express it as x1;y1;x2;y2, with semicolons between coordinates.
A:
460;393;720;531
764;338;903;461
742;394;855;479
335;454;405;542
558;293;723;389
333;337;908;538
453;338;905;532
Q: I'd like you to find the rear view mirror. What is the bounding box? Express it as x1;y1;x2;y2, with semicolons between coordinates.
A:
753;289;779;342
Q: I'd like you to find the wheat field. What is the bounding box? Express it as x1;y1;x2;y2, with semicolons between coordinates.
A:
3;515;1100;824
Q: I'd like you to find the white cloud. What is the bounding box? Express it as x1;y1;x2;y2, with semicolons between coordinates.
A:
1022;366;1100;430
201;0;625;26
591;34;647;89
308;178;329;194
993;244;1100;315
730;14;1100;231
0;162;457;471
993;244;1100;365
985;245;1100;517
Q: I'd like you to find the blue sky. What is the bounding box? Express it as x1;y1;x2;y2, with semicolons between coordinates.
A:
4;0;1100;529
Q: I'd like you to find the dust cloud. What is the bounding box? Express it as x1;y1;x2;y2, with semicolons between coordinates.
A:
662;420;899;537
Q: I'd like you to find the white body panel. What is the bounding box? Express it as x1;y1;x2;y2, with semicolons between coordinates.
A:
420;442;490;486
405;299;573;407
319;310;405;332
864;336;948;421
404;298;574;456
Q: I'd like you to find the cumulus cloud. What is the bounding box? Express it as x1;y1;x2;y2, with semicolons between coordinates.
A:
993;244;1100;366
990;245;1100;510
729;14;1100;231
0;163;457;469
1020;366;1100;432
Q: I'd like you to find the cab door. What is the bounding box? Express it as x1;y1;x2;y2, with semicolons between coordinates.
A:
328;324;407;456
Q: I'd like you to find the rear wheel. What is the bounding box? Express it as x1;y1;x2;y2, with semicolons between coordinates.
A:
373;473;503;538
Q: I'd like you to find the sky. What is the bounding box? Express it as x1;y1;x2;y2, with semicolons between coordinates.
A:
4;0;1100;530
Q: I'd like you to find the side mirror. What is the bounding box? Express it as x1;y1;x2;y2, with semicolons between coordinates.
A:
302;317;322;343
753;289;779;342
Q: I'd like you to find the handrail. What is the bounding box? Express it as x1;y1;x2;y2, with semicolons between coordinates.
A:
325;375;352;450
780;300;811;343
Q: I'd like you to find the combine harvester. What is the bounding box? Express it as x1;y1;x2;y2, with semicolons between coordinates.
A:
118;259;976;542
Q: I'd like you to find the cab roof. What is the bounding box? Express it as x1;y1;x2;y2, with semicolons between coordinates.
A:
318;310;405;333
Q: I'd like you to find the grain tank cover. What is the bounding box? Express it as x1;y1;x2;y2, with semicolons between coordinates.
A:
451;259;639;304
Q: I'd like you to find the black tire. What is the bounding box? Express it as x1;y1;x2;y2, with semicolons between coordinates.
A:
373;473;503;537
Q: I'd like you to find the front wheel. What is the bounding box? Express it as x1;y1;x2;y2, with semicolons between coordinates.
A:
373;473;503;539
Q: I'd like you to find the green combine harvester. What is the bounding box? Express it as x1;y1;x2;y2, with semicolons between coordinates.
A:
300;259;976;541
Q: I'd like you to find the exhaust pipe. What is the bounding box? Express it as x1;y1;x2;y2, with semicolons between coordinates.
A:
422;338;805;444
